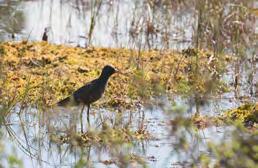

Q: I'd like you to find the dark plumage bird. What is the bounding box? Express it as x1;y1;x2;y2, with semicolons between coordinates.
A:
42;28;48;41
57;65;118;131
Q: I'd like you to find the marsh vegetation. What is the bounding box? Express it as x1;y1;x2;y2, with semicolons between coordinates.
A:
0;0;257;167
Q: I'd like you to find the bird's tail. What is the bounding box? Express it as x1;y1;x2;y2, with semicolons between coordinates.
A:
57;96;80;106
57;97;71;106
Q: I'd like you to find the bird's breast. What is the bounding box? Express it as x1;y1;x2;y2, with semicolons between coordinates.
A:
81;86;105;105
90;89;104;101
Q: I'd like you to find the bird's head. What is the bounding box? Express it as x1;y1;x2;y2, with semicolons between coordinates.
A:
101;65;119;78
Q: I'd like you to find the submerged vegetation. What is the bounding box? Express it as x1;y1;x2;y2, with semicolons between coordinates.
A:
55;126;150;146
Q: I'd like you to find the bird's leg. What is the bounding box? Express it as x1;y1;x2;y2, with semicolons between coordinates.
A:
140;110;145;130
80;105;85;133
87;104;90;126
99;111;104;124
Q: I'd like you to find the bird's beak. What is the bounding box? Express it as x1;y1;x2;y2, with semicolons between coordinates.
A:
115;68;119;73
115;68;127;76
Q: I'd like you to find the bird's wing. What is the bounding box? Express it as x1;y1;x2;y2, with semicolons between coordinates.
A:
73;79;98;100
57;79;98;106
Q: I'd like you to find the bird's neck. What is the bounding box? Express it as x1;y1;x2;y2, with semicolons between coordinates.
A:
98;74;111;85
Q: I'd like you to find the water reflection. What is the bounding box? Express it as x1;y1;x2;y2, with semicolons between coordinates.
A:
0;0;255;51
0;0;25;40
1;96;239;168
0;0;192;49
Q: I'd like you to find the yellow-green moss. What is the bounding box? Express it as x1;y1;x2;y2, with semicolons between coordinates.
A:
0;41;230;107
223;103;258;126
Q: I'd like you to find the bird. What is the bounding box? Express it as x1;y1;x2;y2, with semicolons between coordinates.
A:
42;28;48;42
57;65;119;132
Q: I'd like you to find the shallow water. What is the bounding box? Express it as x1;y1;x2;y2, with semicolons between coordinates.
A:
0;0;192;49
1;94;247;168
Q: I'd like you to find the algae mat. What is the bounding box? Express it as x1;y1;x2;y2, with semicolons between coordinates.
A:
0;41;227;108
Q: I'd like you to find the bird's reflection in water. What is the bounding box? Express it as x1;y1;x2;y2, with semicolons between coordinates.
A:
4;98;148;167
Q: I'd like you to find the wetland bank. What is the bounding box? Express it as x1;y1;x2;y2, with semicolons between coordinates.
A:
0;0;257;168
